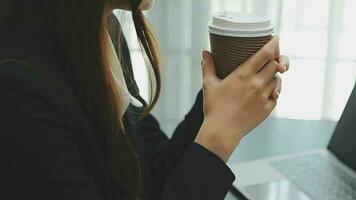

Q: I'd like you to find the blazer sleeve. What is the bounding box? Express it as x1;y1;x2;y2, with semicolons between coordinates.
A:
139;91;235;199
160;142;235;199
0;73;104;199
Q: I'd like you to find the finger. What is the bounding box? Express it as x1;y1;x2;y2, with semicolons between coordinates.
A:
275;38;281;58
277;55;289;73
270;75;282;100
238;36;279;75
271;89;280;100
258;60;280;84
266;98;278;112
265;76;278;98
201;51;220;85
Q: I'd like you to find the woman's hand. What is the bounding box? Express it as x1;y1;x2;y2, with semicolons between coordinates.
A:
194;37;289;162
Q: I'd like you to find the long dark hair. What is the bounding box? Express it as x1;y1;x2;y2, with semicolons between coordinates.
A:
0;0;161;199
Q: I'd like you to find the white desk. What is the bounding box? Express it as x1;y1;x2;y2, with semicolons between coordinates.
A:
224;117;336;200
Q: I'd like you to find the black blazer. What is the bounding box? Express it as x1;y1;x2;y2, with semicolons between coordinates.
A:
0;25;235;200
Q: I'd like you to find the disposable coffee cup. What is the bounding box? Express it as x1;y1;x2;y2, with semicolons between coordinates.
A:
209;12;274;79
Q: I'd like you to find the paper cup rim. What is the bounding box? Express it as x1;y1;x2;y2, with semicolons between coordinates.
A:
208;23;274;37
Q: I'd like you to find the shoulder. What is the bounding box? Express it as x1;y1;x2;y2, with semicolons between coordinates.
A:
0;59;66;92
0;60;108;200
0;59;78;133
0;60;104;198
0;59;42;77
0;60;83;181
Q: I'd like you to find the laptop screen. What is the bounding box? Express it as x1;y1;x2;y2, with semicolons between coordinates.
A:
328;82;356;172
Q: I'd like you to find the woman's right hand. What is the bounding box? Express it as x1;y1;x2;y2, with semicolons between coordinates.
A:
194;36;289;162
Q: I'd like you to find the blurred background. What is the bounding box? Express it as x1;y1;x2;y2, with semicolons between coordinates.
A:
116;0;356;138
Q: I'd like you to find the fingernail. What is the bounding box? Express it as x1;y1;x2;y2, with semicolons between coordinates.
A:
275;92;280;99
279;65;286;73
283;65;287;72
202;51;208;59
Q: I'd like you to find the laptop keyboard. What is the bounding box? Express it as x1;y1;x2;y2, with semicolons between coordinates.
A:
271;154;356;200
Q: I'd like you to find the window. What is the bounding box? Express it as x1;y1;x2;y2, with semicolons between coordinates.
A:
211;0;356;121
116;0;356;135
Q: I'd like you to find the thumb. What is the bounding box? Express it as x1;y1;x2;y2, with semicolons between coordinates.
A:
201;51;220;84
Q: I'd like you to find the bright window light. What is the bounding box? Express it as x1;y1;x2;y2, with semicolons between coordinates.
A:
275;59;325;120
300;0;330;29
337;32;356;60
332;62;356;120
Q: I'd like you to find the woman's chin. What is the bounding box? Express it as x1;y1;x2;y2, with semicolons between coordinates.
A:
140;0;155;10
111;0;155;11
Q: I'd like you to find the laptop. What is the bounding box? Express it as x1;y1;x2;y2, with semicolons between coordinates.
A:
230;82;356;200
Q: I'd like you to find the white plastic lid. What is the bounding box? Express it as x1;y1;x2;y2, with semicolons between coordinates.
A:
208;12;274;37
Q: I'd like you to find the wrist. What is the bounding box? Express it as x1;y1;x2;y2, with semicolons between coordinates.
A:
194;120;243;162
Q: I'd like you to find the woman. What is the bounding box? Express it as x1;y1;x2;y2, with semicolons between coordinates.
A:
0;0;289;199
